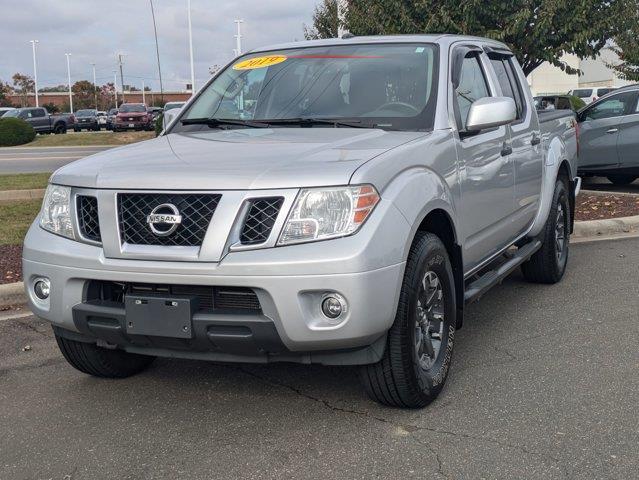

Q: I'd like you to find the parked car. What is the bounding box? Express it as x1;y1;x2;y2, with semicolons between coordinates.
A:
2;107;74;134
74;109;100;132
97;111;108;129
163;101;185;112
24;35;579;408
577;84;639;185
106;108;118;130
0;107;16;117
114;103;153;131
534;95;583;112
147;106;163;121
568;87;617;105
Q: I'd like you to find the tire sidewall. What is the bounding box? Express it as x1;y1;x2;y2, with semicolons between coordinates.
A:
405;237;456;401
550;181;570;277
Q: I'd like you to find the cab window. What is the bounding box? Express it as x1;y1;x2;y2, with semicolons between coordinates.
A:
580;92;637;121
455;54;490;130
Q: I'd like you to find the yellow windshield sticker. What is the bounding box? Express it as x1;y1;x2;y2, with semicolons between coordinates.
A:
233;55;287;70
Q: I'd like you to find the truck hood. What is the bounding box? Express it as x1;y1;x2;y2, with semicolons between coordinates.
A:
51;128;425;190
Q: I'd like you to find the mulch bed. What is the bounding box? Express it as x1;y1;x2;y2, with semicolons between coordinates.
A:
1;244;22;285
575;193;639;221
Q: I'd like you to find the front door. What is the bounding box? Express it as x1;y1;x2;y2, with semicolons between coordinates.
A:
578;91;638;173
453;50;516;273
616;93;639;172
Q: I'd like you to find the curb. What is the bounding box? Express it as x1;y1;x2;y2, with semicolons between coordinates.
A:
572;214;639;238
0;189;45;202
0;282;25;308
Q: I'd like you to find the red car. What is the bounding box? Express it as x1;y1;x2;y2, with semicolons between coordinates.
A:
114;103;153;131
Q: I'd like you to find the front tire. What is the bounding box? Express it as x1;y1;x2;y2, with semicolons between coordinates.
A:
607;174;637;186
55;334;155;378
360;232;456;408
521;179;570;284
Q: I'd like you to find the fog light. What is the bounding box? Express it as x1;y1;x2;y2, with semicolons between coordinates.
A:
321;294;347;320
33;279;50;300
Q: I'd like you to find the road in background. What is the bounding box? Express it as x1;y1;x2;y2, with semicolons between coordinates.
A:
1;238;638;479
0;146;111;173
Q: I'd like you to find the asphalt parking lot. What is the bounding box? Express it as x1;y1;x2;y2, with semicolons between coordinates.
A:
1;237;638;480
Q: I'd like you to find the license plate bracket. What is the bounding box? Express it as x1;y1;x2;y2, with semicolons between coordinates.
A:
124;294;198;338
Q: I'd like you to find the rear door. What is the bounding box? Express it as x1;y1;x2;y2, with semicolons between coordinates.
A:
578;91;638;172
616;92;639;171
452;47;516;272
30;108;49;132
487;53;541;235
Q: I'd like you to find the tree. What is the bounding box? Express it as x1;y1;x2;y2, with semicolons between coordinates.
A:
306;0;639;76
41;102;60;114
97;83;117;110
71;80;96;109
0;80;13;107
40;85;68;93
12;73;35;106
608;32;639;82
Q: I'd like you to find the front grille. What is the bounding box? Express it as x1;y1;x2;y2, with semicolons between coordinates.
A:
85;281;261;313
77;195;101;243
240;197;284;245
118;193;221;246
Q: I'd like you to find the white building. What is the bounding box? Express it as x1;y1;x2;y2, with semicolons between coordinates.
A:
527;47;633;96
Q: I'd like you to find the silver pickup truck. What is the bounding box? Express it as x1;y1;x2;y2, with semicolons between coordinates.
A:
23;35;578;408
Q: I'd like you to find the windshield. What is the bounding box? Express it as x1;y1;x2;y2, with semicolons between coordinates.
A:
76;109;96;116
572;89;593;98
176;43;438;131
2;110;19;118
164;102;184;111
120;104;146;113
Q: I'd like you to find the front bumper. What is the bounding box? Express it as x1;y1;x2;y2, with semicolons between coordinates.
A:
23;202;409;363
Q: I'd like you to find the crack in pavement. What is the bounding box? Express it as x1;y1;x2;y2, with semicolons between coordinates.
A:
233;365;570;479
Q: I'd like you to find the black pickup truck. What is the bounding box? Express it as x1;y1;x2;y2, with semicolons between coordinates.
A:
3;107;75;134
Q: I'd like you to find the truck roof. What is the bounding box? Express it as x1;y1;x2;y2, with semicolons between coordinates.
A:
249;34;511;55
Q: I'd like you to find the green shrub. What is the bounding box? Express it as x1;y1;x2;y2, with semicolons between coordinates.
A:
155;113;164;137
569;95;586;112
0;118;36;146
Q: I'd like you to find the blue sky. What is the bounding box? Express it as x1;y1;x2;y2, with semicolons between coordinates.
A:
1;0;315;91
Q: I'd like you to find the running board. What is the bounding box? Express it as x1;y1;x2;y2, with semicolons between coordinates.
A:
464;240;542;304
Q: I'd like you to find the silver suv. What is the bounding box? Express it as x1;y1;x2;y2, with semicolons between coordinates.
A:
23;35;578;407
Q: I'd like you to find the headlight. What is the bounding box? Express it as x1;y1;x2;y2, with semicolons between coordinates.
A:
40;184;75;240
278;185;380;245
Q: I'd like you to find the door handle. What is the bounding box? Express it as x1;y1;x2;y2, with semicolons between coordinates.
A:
500;143;512;157
606;128;619;134
531;134;541;146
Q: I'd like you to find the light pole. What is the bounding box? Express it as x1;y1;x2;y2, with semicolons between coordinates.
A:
30;40;39;107
65;53;73;113
142;80;146;105
117;53;127;101
91;62;97;108
234;19;244;55
149;0;165;104
113;71;118;107
337;0;348;38
187;0;195;95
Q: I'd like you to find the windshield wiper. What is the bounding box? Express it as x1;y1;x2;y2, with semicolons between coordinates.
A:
181;117;269;128
261;118;375;128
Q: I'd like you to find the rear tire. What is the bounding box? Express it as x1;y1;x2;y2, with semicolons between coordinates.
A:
55;334;155;378
54;124;66;134
359;232;456;408
521;179;570;284
607;174;637;186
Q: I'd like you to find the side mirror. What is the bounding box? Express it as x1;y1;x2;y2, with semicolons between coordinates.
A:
466;97;517;132
163;109;179;130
